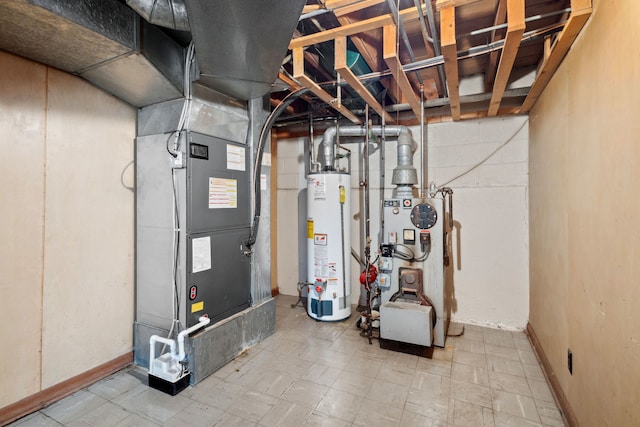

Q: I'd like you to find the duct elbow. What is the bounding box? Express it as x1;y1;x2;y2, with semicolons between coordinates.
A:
126;0;191;31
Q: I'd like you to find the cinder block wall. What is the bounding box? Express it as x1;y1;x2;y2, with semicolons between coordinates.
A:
276;115;529;329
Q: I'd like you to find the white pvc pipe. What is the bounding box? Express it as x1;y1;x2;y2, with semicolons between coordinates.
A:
149;335;177;374
177;316;211;361
149;315;210;371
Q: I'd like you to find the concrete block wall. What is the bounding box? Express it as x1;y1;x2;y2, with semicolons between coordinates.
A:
276;115;530;329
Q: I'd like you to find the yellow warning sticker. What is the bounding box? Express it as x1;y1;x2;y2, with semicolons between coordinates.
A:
307;219;314;239
191;301;204;313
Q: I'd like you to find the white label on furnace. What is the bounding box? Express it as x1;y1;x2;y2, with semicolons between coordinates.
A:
208;177;237;209
192;236;211;273
314;234;328;246
226;144;245;171
260;174;267;190
261;152;271;166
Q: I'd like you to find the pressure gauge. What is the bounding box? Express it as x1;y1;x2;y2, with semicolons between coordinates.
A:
410;203;437;229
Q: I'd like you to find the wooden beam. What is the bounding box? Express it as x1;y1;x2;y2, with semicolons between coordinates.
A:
520;0;592;112
440;6;460;120
485;0;507;90
488;0;525;116
335;36;394;123
436;0;483;10
292;47;362;123
302;4;323;13
324;0;362;9
382;25;422;122
325;2;404;105
289;4;426;49
333;0;385;17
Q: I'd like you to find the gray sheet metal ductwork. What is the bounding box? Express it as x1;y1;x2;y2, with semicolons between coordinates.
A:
125;0;190;31
317;126;418;188
0;0;184;107
184;0;306;101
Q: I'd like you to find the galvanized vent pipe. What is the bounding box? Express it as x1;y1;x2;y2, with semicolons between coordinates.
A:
126;0;190;31
317;126;418;195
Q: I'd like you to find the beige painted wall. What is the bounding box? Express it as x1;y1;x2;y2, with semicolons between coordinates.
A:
529;1;640;425
0;51;135;407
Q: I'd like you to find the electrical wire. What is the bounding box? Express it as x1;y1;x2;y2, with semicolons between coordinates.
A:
246;87;311;250
120;160;134;192
438;119;528;188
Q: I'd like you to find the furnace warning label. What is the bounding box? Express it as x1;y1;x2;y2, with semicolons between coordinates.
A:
226;144;246;171
209;177;237;209
192;236;211;273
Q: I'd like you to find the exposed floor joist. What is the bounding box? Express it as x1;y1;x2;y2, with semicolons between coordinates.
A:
335;35;394;123
293;47;361;123
440;6;460;120
289;4;427;49
485;0;507;91
520;0;592;112
488;0;524;116
383;24;422;122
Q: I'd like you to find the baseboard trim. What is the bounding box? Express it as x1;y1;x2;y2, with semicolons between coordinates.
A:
271;288;280;297
526;323;579;427
0;352;133;425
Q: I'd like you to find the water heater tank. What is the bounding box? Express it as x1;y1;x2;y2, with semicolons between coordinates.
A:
306;172;351;321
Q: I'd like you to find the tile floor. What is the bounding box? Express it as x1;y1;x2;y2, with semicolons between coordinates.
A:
10;295;565;427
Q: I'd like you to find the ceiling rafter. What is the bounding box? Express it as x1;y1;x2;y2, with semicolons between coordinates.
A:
289;4;427;49
485;0;507;91
292;47;362;123
440;6;460;120
520;0;592;112
488;0;525;117
320;0;405;106
383;24;422;121
335;35;394;123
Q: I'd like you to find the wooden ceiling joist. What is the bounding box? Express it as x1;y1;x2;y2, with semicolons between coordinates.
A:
488;0;525;117
485;0;507;90
292;47;362;124
289;4;427;49
440;6;460;120
332;0;384;17
435;0;483;10
335;36;394;123
520;0;592;112
382;25;422;122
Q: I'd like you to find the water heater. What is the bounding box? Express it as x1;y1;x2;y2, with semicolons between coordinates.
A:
306;172;351;321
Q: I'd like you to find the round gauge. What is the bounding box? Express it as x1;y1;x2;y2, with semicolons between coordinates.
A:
410;203;437;229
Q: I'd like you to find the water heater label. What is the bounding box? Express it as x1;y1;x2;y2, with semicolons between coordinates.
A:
307;219;314;238
309;176;326;200
226;144;245;171
314;234;327;246
209;177;237;209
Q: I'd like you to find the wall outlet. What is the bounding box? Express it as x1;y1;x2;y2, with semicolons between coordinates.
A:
568;349;573;375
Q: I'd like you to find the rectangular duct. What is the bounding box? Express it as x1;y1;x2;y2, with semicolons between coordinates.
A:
0;0;184;107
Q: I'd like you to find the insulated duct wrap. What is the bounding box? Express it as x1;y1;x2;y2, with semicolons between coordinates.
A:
317;126;418;187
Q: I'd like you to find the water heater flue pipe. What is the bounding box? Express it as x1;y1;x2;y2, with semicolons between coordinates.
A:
317;126;418;191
